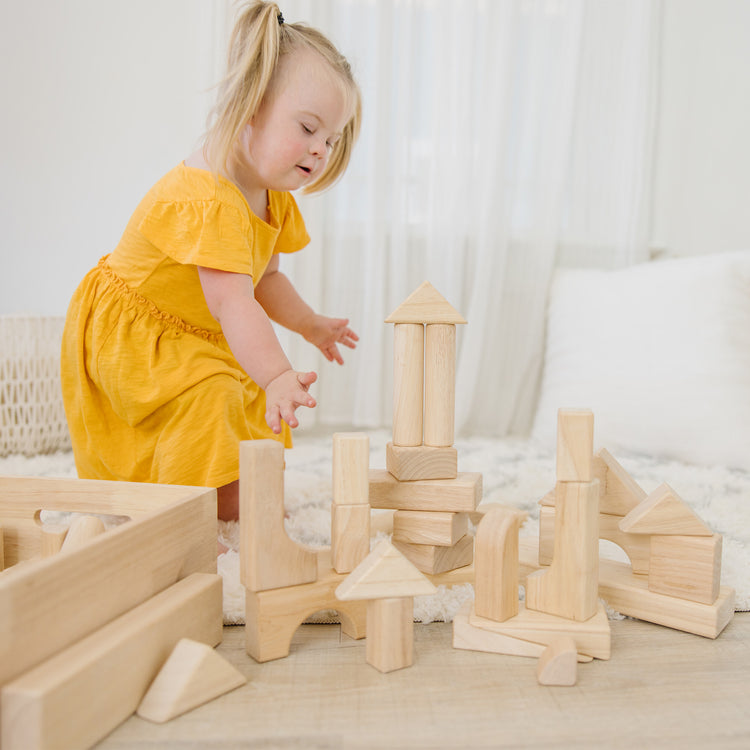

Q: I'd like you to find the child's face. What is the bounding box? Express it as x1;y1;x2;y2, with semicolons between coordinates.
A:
240;50;350;194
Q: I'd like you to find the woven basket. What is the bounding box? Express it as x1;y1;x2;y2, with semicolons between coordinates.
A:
0;315;72;456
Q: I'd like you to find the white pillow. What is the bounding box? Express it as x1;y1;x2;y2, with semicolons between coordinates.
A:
531;251;750;472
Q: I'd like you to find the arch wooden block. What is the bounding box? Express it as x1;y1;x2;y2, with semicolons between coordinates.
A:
392;323;424;446
239;440;317;593
137;638;246;723
556;409;594;482
526;480;600;622
60;515;106;552
424;324;456;447
536;636;578;686
245;549;367;663
332;432;370;505
474;506;526;623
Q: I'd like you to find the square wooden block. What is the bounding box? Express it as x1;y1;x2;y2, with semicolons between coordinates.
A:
386;443;458;481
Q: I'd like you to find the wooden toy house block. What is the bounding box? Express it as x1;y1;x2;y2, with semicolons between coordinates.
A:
137;638;246;724
0;475;217;690
240;439;317;592
337;540;437;673
386;281;466;450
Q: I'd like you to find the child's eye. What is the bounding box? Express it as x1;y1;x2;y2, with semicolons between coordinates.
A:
301;123;314;135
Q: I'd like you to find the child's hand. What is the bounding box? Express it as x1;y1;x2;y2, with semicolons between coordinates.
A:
304;315;359;365
264;369;317;434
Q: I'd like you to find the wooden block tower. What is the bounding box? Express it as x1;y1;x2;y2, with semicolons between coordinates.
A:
369;281;482;575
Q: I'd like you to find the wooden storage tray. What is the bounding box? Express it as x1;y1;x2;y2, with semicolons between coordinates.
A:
0;475;217;687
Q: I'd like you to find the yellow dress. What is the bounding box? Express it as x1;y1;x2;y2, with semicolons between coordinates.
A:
61;163;310;488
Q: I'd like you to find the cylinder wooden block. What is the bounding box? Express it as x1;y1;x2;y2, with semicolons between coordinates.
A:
424;324;456;447
60;515;106;552
393;324;424;446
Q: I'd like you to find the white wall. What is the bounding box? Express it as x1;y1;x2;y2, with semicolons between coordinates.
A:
651;0;750;257
0;0;228;315
1;0;749;315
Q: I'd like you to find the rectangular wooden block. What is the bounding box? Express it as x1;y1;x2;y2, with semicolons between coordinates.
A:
0;477;217;688
331;504;371;574
1;573;223;750
648;533;722;605
366;597;413;673
393;534;473;575
386;443;458;481
369;470;482;512
556;409;594;482
518;537;735;639
392;510;467;546
333;432;370;505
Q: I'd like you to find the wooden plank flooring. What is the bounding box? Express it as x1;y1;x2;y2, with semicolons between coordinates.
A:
97;613;750;749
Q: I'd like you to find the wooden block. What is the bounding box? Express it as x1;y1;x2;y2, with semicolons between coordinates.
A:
393;534;473;575
239;440;317;592
0;477;216;688
137;638;246;723
536;636;578;686
599;512;651;575
1;573;222;750
366;597;414;673
556;409;594;482
386;443;458;481
385;281;467;324
518;537;735;639
469;601;611;660
648;534;722;605
453;603;592;662
0;524;4;570
526;481;599;622
369;469;483;512
540;500;650;574
474;506;525;623
392;323;424;446
595;449;647;516
424;323;456;447
392;510;467;546
245;549;367;663
40;524;68;557
331;504;371;574
332;432;369;505
59;515;106;552
619;483;713;536
336;539;437;601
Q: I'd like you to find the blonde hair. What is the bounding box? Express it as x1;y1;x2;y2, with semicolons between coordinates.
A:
204;1;361;194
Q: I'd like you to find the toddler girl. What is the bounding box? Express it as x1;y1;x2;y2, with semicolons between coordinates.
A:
61;1;361;521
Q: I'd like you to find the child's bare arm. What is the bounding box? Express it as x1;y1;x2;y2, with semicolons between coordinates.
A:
197;266;316;433
255;256;359;364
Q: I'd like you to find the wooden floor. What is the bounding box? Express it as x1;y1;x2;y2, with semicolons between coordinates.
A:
96;613;750;749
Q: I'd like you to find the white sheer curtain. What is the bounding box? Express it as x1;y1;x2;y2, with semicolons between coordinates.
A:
258;0;661;435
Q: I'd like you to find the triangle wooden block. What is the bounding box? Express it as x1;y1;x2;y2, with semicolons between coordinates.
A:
385;281;467;324
618;483;712;536
336;539;438;601
137;639;246;723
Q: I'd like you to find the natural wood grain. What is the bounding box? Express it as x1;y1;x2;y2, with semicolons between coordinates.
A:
332;432;370;505
619;483;713;536
1;574;222;750
385;281;467;324
424;324;456;447
392;510;468;547
556;409;594;482
59;514;105;552
393;533;474;575
392;323;424;446
91;614;750;750
366;597;414;673
386;443;458;481
239;439;317;592
536;636;578;686
369;469;483;512
331;503;371;574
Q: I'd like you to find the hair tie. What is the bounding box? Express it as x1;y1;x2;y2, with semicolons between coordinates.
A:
277;11;284;25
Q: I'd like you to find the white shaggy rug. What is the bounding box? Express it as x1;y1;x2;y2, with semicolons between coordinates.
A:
3;429;749;624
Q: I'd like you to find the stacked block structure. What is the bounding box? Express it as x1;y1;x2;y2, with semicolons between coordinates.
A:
369;282;483;575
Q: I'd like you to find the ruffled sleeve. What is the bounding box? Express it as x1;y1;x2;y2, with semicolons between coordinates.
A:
271;192;311;255
137;199;254;276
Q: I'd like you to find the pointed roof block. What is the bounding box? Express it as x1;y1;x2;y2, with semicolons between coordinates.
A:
137;639;246;723
385;281;467;324
336;539;438;601
618;483;712;536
